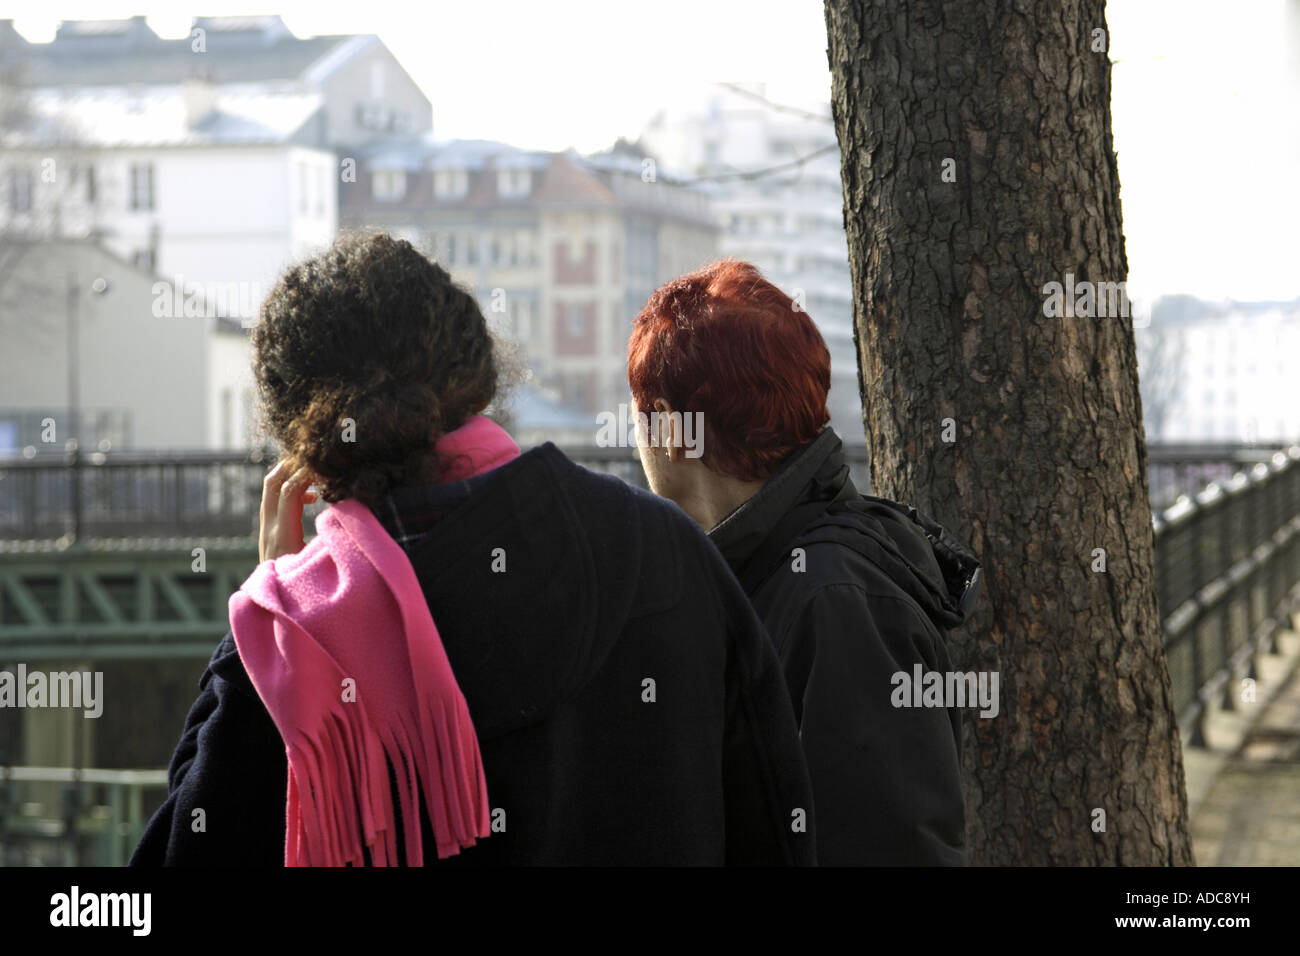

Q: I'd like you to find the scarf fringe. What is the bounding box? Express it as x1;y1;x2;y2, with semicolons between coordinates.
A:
282;684;489;867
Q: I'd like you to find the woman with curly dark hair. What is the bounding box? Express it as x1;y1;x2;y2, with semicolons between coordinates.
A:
130;232;815;867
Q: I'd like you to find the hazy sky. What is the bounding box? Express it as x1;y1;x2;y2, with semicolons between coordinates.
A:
5;0;1298;303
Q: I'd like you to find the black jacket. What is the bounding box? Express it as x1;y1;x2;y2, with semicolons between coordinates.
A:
131;443;816;866
710;427;981;866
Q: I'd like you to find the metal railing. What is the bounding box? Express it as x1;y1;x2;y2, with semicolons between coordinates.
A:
0;445;274;541
1153;447;1300;746
0;766;167;866
1147;442;1287;511
2;441;1271;542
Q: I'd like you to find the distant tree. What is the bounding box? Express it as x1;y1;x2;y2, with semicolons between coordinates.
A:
1135;324;1187;441
0;65;107;241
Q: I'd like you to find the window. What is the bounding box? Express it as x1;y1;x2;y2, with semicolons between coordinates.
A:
372;168;406;201
315;165;326;215
84;165;97;204
446;234;457;265
129;163;154;211
299;163;310;213
8;169;32;213
567;302;592;338
434;168;469;199
497;169;531;199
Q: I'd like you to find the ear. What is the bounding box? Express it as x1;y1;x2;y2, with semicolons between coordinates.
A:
652;398;685;462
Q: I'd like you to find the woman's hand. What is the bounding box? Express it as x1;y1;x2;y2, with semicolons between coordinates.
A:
259;462;320;563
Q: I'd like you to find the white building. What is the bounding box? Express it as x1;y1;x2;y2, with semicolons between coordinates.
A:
0;87;336;449
1;85;336;291
0;238;248;453
0;15;432;449
1143;297;1300;444
640;84;865;445
1;16;430;150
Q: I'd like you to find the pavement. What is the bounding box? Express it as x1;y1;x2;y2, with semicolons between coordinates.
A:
1185;612;1300;866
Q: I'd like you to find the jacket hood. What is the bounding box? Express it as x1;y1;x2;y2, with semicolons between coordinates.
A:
807;495;982;630
710;427;981;631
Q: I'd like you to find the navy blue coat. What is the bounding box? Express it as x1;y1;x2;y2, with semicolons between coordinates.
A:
710;428;981;865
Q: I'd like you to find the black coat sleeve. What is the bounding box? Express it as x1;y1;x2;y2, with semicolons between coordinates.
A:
714;553;818;866
129;632;288;866
786;584;968;866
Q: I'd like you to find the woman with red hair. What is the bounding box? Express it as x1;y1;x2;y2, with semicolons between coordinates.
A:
629;258;982;866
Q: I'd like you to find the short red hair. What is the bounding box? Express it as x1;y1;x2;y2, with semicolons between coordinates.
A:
628;259;830;481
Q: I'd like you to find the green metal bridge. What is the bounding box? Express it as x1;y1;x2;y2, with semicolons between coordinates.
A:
0;538;257;661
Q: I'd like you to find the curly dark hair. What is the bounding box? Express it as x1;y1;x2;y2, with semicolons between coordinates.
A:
252;231;498;505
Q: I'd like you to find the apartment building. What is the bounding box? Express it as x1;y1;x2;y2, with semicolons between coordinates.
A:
341;136;720;423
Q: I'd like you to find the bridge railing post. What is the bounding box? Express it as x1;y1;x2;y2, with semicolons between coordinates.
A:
1178;495;1210;745
63;439;83;546
1220;480;1241;712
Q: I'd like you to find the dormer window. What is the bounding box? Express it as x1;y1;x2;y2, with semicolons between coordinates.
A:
434;168;469;199
497;168;531;199
372;168;406;201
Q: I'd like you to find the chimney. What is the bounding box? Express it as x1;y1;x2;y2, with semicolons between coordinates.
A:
182;73;219;128
0;20;28;53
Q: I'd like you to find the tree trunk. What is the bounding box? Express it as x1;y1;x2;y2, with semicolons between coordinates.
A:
824;0;1194;865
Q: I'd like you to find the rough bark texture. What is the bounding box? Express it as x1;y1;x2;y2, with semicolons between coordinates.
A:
824;0;1194;864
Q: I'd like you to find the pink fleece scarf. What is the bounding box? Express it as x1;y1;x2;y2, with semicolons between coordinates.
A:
230;415;520;866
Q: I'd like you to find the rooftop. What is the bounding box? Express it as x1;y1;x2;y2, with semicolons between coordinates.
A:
0;16;364;88
1;86;325;148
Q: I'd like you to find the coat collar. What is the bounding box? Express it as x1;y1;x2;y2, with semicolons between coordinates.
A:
709;427;853;577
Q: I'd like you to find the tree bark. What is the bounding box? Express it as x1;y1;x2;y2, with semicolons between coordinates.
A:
824;0;1194;864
